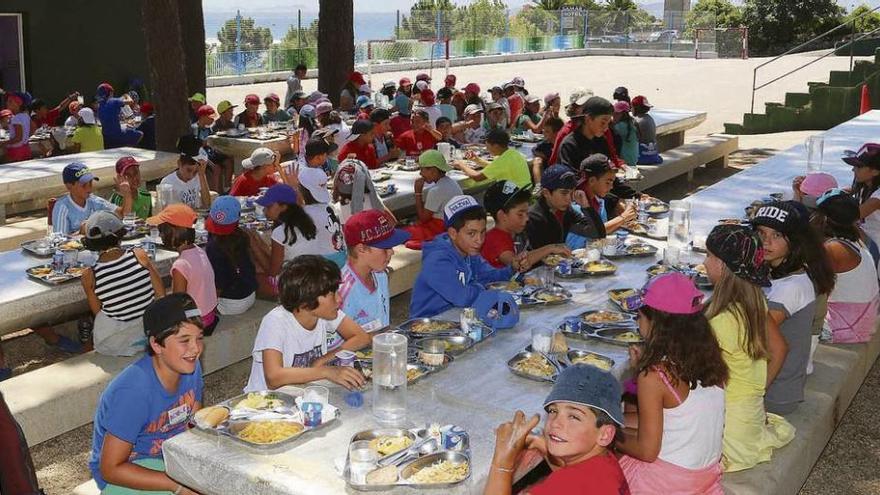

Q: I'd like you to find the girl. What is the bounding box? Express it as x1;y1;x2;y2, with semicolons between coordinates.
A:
751;200;835;415
332;159;392;223
147;204;220;335
811;189;879;343
4;92;32;162
844;143;880;250
703;224;794;472
81;211;164;356
205;196;267;315
612;101;639;167
617;272;728;494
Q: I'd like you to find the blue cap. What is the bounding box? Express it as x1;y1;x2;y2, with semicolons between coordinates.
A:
443;194;483;228
356;95;373;109
209;196;241;225
474;290;520;330
541;164;577;191
543;365;624;426
256;183;298;207
63;162;98;184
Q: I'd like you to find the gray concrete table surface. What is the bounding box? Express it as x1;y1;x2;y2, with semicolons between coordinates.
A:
205;134;292;171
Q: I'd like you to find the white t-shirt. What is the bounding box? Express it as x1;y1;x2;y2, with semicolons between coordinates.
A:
271;203;346;260
419;105;443;127
326;122;350;159
463;125;486;144
160;172;202;209
9;113;31;148
64;115;78;128
424;175;463;219
244;305;345;392
861;189;880;249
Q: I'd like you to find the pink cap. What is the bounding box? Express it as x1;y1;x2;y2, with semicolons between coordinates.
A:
315;101;333;116
613;101;631;113
464;83;480;94
641;272;704;315
800;172;839;197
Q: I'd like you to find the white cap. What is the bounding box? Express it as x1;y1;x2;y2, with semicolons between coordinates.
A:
242;147;276;170
443;194;482;226
382;80;396;89
298;166;331;203
79;107;96;125
415;80;429;92
463;104;484;116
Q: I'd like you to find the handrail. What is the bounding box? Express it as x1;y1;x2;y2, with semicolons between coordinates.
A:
750;5;880;113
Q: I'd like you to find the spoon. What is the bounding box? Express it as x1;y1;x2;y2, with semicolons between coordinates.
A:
378;437;439;468
390;438;441;468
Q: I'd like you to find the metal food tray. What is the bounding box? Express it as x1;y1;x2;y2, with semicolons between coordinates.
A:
626;223;667;240
355;346;420;362
414;335;474;357
579;310;637;329
518;286;573;307
396;318;461;337
603;243;658;259
592;327;644;346
121;225;150;241
566;349;615;371
559;260;618;279
21;237;83;257
357;361;435;385
345;431;470;491
192;390;340;452
507;351;558;383
26;263;87;285
646;263;677;277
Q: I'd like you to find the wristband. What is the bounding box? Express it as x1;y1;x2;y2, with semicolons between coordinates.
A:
493;464;515;473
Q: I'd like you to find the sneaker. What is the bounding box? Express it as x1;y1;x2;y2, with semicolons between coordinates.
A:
54;335;83;354
78;317;94;344
0;367;11;381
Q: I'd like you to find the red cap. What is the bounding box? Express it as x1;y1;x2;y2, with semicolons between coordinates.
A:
115;156;139;175
464;83;480;94
350;71;366;86
416;72;431;82
420;89;435;106
399;77;412;86
445;74;457;85
244;94;260;104
631;95;652;108
140;102;154;116
205;217;238;235
196;104;216;118
98;82;114;93
343;210;410;249
263;93;280;103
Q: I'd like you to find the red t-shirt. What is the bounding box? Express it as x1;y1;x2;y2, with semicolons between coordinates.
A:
481;227;515;268
32;107;60;128
529;453;630;495
389;115;412;138
396;129;437;157
229;172;278;197
338;140;379;169
508;93;524;128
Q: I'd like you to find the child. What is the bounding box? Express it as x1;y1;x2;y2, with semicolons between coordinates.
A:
192;104;233;192
616;273;728;494
234;94;266;128
435;117;462;149
262;93;291;122
148;204;220;335
526;165;599;250
396;109;440;157
4;91;32;162
335;210;411;348
482;179;570;269
69;107;105;153
65;100;81;128
244;255;370;392
436;87;458;122
845;143;880;249
456;129;532;189
109;156;153;219
369;108;401;166
338;120;379;169
230;147;291;197
484;365;630;495
703;224;794;472
159;135;211;209
812;189;879;343
531;116;564;182
89;293;204;495
297;166;347;266
575;154;636;237
53;162;132;235
632;95;662;165
612;101;639;167
211;100;237;132
205;196;264;315
332;158;390;222
81;211;164;356
751;201;835;414
405;150;463;250
515;94;545;133
410;195;514;318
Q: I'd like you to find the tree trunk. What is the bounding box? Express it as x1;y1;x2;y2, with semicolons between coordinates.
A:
318;0;354;107
142;0;191;152
178;0;207;97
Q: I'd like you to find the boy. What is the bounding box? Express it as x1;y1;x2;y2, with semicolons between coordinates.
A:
245;255;371;392
159;135;211;209
452;104;485;145
53;162;132;235
334;210;411;348
526;165;596;250
435;117;462;149
285;63;307;109
211;100;237;132
405;150;463;249
109;156;153;219
531;116;564;183
230;147;293;197
436;87;458;122
481;180;570;269
575;154;636;238
370;108;400;166
338;119;379;169
396;109;441;157
234;94;265;128
410;195;514;318
456;128;532;189
484;365;630;495
89;293;204;495
263;93;291;122
192;104;234;192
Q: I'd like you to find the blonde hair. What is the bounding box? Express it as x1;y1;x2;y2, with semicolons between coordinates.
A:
704;265;770;361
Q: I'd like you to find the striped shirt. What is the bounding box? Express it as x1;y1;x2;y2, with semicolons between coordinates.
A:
93;250;155;321
51;194;117;235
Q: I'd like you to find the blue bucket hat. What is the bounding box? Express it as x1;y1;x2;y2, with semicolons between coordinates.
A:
544;365;624;426
474;290;519;330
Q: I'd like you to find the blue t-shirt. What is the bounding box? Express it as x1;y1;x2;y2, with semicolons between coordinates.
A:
52;193;117;235
89;355;204;489
333;263;390;349
98;97;125;138
394;93;412;116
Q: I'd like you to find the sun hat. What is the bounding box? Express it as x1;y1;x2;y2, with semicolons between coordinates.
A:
635;272;704;315
63;162;98;185
750;200;809;236
705;224;771;287
256;183;298;207
443;195;483;228
143;293;202;338
298;166;332;203
418;149;451;172
544;364;624;426
541;164;578;191
146;204;197;228
817;188;861;226
205;195;241;235
343;209;410;249
84;211;125;240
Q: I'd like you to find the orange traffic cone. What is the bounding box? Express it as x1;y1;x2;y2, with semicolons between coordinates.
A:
860;84;872;114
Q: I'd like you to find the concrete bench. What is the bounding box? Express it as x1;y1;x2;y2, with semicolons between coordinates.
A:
636;134;739;191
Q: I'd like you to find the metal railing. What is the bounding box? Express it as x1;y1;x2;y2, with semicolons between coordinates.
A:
750;5;880;114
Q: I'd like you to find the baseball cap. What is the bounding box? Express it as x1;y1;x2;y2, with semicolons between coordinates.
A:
63;162;98;184
418;149;452;172
416;72;431;82
485;101;503;112
263;93;280;103
115;156;139;175
631;95;652;108
96;82;114;96
544;365;624;426
474;290;520;330
705;224;771;287
568;88;594;107
206;195;241;235
613;86;630;101
299;104;316;118
800;172;839;196
244;94;260;105
817;188;861;226
581;154;612;175
544;92;560;106
399;77;412;87
842;142;880;169
139;102;154;116
541;164;578;191
256;183;298;207
188;92;206;104
307;90;328;103
315;101;333;116
143;293;202;339
356;95;373;109
350;71;366;86
370;108;391;123
343;209;410;249
84;211;125;240
463;104;484;116
196;104;216;118
637;272;704;315
242;147;276;170
484;180;528;215
305;138;332;158
489;84;503;93
511;76;525;87
420;89;435;106
146;203;197;228
312;127;340;151
580;96;614;117
382;80;396;90
750;200;809;236
437;87;453;100
79;108;97;125
347;119;374;142
415;80;429;92
613;100;631;113
291;90;308;101
298;166;332;203
502;82;515;90
524;94;541;104
464;83;480;94
177;134;203;162
443;195;483;227
216;100;236;114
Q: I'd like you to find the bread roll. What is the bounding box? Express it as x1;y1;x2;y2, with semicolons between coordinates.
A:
197;406;229;428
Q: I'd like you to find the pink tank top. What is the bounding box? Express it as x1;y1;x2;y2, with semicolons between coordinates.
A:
172;246;218;318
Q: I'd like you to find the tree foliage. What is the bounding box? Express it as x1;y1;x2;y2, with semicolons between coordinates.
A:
845;4;880;35
742;0;844;55
683;0;743;38
217;16;273;52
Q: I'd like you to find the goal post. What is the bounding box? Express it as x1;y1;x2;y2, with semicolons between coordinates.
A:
366;37;450;84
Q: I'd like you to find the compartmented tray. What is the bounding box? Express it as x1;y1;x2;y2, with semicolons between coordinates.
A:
26;263;87;285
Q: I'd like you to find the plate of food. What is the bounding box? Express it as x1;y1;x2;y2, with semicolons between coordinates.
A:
542;254;567;267
580;310;636;328
26;263;87;285
227;420;306;445
582;260;618;276
231;391;295;412
397;160;421;172
644;201;670;216
415;335;474;356
402;452;471;488
646;263;676;277
566;350;615;371
507;351;558;382
359;362;432;385
371;171;393;182
397;318;461;336
522;287;572;306
717;218;747;226
593;327;644;346
625;243;658;257
486;280;524;291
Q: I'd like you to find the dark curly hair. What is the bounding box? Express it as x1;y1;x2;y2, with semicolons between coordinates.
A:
635;306;728;389
278;255;341;312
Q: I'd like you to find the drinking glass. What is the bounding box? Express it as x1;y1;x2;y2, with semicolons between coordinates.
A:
349;440;378;485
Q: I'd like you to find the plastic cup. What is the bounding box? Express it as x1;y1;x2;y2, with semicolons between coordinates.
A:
304;385;329;405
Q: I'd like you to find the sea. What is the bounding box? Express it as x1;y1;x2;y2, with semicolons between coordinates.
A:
203;10;400;44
